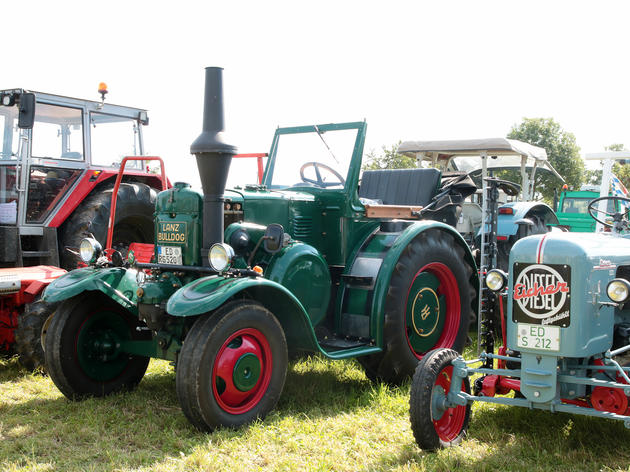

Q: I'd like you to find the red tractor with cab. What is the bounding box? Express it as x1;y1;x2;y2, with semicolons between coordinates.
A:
0;87;169;368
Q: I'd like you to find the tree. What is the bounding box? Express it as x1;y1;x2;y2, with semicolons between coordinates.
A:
362;141;416;170
507;118;584;201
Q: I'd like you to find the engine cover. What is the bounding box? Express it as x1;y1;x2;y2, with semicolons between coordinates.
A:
507;232;630;359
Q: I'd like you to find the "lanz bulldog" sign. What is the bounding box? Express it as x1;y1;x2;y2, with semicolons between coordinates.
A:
512;263;571;327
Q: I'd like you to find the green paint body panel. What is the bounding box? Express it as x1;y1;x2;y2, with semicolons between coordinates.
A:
265;242;331;326
42;267;141;314
154;182;203;265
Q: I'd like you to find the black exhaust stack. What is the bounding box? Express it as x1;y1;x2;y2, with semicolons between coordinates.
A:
190;67;237;266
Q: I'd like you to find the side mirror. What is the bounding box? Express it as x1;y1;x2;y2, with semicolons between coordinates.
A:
18;93;35;129
263;223;284;253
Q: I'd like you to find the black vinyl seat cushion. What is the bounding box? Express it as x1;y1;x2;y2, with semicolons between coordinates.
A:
359;168;442;206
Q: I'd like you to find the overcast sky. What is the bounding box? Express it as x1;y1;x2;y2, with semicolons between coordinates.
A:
6;1;630;187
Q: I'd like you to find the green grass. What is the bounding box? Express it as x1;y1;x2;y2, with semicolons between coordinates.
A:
2;349;630;472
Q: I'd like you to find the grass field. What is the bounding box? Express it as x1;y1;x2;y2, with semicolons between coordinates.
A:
2;348;630;472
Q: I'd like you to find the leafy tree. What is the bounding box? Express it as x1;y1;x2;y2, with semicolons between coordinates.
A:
362;141;415;170
507;118;584;201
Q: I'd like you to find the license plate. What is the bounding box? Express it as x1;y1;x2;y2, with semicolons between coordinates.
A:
516;323;560;351
157;246;182;265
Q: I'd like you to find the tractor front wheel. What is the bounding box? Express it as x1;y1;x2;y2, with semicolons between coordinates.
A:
359;230;475;384
176;301;288;432
410;348;471;450
44;292;150;399
14;297;58;371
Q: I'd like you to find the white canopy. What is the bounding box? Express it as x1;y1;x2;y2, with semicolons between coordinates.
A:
397;137;564;182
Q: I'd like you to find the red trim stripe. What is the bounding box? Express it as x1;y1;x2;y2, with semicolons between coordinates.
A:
536;233;549;264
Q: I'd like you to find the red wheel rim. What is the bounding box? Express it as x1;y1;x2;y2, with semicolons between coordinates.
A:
432;365;467;442
212;328;273;415
405;262;461;359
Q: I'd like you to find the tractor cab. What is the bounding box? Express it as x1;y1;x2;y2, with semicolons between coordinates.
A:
0;88;163;268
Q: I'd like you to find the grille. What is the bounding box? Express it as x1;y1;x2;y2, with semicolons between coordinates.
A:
291;216;313;239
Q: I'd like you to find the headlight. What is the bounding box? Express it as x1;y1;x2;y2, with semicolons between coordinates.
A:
607;279;630;303
485;269;508;292
208;243;235;272
79;237;102;264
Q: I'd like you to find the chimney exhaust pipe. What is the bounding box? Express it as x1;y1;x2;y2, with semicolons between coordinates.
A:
190;67;237;266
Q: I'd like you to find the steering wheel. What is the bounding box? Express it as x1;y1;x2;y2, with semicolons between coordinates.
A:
484;177;520;196
587;196;630;229
299;162;345;188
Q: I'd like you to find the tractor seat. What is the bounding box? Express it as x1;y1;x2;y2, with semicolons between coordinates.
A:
359;168;441;207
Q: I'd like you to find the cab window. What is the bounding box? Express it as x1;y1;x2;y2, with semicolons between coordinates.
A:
31;103;84;160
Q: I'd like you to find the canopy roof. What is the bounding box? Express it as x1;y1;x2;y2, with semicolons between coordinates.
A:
397;137;564;182
398;137;547;160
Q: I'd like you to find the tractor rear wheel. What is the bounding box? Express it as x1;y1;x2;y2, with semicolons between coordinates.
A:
176;301;288;432
410;348;471;450
59;182;157;270
359;230;475;385
14;297;58;371
44;292;150;399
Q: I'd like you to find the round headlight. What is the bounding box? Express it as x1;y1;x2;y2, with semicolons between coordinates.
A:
607;279;630;303
208;243;235;272
485;269;507;292
79;237;102;263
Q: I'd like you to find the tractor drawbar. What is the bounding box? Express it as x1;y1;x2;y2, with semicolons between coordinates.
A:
190;66;237;266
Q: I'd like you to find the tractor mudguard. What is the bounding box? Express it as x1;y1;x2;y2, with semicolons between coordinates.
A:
496;202;558;236
166;276;321;352
42;267;140;314
362;221;477;347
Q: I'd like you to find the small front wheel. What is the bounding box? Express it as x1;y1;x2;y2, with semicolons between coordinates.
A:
409;348;470;450
176;301;288;432
45;292;151;399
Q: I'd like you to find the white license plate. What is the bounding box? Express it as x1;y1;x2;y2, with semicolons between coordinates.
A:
157;246;182;265
516;323;560;351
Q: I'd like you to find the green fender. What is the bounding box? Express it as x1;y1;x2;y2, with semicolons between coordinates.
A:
42;267;141;314
369;221;478;346
166;276;321;352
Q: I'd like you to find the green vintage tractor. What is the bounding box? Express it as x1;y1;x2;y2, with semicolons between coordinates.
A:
42;67;478;431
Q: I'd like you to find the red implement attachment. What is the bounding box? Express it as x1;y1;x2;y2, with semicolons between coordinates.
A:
233;153;267;184
0;266;66;352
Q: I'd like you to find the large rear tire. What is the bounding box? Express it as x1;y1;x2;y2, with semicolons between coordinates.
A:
14;297;58;371
359;230;475;385
176;301;288;432
410;348;471;450
44;292;150;399
59;182;157;270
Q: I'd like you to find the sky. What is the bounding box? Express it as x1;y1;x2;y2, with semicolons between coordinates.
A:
5;0;630;188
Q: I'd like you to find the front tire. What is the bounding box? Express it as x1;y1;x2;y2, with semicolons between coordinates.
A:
44;292;150;399
410;348;471;450
176;301;288;432
359;230;475;384
14;297;58;371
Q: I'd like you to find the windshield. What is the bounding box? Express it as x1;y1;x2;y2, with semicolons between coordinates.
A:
90;112;142;169
268;127;358;189
32;103;84;160
0;106;20;160
561;196;615;214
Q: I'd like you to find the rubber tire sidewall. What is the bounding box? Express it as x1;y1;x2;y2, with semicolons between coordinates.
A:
44;292;150;399
360;230;474;385
14;297;58;371
409;348;471;451
176;301;288;432
59;182;156;270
